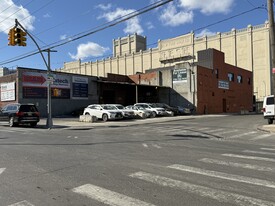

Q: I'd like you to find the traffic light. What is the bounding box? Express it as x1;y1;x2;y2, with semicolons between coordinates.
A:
14;28;27;46
8;28;15;46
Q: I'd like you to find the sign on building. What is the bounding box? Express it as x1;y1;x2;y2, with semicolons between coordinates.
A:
173;68;187;83
72;76;88;99
0;82;15;101
218;80;229;90
22;71;71;99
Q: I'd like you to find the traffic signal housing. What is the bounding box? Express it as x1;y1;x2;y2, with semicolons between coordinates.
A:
8;28;15;46
14;28;27;46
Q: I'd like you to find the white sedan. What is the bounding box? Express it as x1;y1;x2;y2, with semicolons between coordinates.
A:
83;104;123;122
125;105;152;119
104;104;135;119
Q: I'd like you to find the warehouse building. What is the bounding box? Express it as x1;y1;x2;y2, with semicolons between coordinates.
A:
0;48;252;116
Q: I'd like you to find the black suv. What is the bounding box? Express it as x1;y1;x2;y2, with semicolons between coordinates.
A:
0;103;40;127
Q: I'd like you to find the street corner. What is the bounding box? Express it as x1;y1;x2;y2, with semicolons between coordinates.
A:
258;124;275;133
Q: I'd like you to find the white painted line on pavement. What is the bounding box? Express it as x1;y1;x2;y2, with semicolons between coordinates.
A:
130;171;275;206
261;148;275;151
195;127;210;131
222;153;275;162
168;164;275;189
215;129;239;135
251;134;272;141
0;168;5;175
8;200;34;206
152;144;162;149
142;143;148;148
199;158;273;172
72;184;155;206
203;129;224;133
228;131;257;139
243;150;275;156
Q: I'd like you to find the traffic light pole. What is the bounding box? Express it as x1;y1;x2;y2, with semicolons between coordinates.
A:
14;19;56;129
268;0;275;95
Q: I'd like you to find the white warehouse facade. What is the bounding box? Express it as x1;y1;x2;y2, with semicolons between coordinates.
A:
59;22;271;106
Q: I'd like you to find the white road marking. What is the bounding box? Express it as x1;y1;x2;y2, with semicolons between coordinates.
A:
215;129;239;135
168;164;275;189
228;131;257;139
130;172;275;206
142;143;148;148
243;150;275;156
72;184;155;206
199;158;273;172
8;200;34;206
74;136;78;139
222;153;275;162
152;144;162;149
196;127;210;131
0;168;5;175
203;129;224;133
251;134;272;140
261;148;275;151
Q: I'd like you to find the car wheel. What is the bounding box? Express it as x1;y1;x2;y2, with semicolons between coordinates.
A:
85;112;90;115
102;113;108;122
151;111;156;118
30;122;37;127
268;119;273;124
9;117;15;127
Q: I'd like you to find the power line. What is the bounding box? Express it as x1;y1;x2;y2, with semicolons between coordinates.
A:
0;0;173;66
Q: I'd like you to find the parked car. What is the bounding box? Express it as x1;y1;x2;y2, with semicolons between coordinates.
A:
83;104;123;122
262;95;275;124
125;105;152;118
176;106;192;115
152;103;179;116
0;103;40;127
104;104;135;119
134;103;166;117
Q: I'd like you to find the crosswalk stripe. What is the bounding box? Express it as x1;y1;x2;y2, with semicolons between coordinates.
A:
130;172;275;206
199;158;273;172
243;150;275;156
0;168;5;175
228;131;257;139
261;148;275;151
222;153;275;162
152;144;162;149
8;200;34;206
72;184;155;206
168;164;275;189
251;134;272;141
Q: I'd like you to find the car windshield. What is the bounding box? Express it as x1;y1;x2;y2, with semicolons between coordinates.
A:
103;105;117;110
116;105;124;109
19;105;38;112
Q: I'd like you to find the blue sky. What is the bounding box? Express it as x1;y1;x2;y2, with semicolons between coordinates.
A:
0;0;269;70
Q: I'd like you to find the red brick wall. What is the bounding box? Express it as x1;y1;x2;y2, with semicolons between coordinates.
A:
196;59;253;114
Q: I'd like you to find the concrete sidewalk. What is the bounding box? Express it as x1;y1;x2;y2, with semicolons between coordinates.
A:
38;115;218;130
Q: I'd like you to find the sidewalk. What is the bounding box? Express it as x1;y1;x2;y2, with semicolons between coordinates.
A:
258;124;275;133
38;114;230;130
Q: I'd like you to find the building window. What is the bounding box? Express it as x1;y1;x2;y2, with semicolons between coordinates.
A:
237;75;242;83
248;78;251;85
228;73;234;81
215;69;219;78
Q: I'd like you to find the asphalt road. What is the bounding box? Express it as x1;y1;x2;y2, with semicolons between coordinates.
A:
0;114;275;206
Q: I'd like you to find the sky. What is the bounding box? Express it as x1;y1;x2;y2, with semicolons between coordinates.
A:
0;0;269;70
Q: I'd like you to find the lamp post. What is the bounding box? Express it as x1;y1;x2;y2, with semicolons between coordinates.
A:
43;49;57;129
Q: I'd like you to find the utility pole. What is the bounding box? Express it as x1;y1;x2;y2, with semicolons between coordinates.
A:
268;0;275;95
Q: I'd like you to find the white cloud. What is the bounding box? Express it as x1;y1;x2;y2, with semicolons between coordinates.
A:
60;34;67;40
160;3;193;27
98;8;143;34
196;29;216;38
69;42;109;60
146;22;155;30
96;3;112;11
43;13;51;18
178;0;234;15
0;0;35;34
